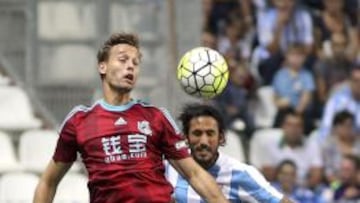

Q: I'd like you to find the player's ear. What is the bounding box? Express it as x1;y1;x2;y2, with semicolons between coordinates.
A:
219;133;225;146
98;62;107;74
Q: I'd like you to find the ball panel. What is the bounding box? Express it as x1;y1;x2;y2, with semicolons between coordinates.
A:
201;84;216;92
216;72;229;93
203;74;215;85
177;65;193;80
207;49;219;63
195;75;205;88
197;65;211;76
193;60;208;72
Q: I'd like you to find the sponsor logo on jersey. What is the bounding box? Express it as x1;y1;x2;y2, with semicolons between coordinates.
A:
102;134;148;163
114;117;127;126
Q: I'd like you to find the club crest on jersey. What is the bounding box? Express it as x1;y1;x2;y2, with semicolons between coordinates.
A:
138;120;152;136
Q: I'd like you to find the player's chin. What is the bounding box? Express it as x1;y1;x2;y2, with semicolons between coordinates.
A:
110;83;133;93
194;152;212;162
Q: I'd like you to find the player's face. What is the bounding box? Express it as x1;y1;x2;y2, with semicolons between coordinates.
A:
339;158;357;183
98;44;140;93
286;50;305;70
277;163;296;189
187;116;224;169
282;115;303;144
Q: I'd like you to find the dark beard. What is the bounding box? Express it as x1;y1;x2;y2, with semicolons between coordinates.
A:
190;144;219;169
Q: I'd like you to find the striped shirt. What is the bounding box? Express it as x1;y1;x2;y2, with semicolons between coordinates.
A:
165;152;283;203
257;7;314;52
318;84;360;140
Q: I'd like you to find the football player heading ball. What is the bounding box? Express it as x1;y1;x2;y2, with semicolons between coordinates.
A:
33;33;229;203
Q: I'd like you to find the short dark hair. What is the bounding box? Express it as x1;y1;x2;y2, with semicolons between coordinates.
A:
97;32;140;64
333;110;354;126
281;108;303;125
276;159;297;173
178;103;225;136
287;43;306;54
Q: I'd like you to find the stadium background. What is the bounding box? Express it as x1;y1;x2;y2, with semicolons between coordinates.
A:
0;0;359;202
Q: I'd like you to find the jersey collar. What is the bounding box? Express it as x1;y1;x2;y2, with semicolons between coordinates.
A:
98;99;137;112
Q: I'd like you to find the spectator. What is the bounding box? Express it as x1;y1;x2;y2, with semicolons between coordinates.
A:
314;33;353;105
202;0;214;32
319;66;360;140
255;0;314;84
214;62;256;136
313;0;358;61
261;110;323;187
302;0;358;27
203;0;239;35
322;111;360;183
201;31;217;50
333;155;360;201
272;160;323;203
217;12;255;62
272;43;315;133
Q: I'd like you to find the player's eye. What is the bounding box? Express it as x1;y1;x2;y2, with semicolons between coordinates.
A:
133;59;139;66
118;58;127;63
206;130;216;137
191;131;202;137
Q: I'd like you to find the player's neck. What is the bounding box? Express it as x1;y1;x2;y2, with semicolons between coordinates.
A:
199;152;219;170
102;84;132;106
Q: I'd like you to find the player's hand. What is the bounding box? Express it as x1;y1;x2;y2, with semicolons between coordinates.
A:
277;10;291;26
276;97;290;108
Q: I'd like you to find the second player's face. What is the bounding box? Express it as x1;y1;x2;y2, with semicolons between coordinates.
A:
99;44;140;93
187;116;224;169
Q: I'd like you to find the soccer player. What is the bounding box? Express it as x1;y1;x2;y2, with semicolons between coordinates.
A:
33;33;229;203
166;103;294;203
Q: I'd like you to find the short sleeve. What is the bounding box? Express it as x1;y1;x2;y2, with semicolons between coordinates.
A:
159;108;190;160
257;10;275;47
53;114;78;163
303;71;315;92
300;11;314;45
272;70;283;95
307;140;323;167
234;165;283;203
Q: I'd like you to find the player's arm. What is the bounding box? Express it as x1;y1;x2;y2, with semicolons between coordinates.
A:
33;160;72;203
281;197;294;203
239;165;294;203
169;157;229;203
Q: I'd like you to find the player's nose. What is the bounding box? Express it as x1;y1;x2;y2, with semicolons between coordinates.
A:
126;61;135;71
198;134;210;145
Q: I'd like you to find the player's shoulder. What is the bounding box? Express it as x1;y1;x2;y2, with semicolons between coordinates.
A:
63;103;98;121
134;100;174;118
219;152;257;173
134;99;167;112
58;103;98;130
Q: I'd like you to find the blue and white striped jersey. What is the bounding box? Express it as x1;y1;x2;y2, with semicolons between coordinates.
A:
165;153;283;203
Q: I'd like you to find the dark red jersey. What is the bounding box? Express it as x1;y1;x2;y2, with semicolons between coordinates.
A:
53;99;190;203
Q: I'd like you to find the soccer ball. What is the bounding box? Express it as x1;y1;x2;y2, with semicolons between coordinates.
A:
177;47;229;99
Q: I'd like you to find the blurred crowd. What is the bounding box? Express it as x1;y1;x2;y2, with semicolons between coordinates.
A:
203;0;360;202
